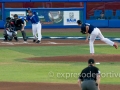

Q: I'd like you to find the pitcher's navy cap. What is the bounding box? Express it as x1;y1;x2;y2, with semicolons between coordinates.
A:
77;20;82;24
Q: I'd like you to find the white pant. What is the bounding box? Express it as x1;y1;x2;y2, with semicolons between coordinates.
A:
6;31;17;37
89;28;114;54
32;22;42;41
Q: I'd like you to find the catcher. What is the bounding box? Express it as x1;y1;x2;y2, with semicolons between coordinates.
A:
3;17;18;41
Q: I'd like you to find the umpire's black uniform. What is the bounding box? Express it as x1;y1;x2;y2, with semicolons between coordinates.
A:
78;59;100;90
13;14;27;41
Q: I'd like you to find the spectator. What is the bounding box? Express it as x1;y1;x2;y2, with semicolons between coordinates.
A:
97;12;106;20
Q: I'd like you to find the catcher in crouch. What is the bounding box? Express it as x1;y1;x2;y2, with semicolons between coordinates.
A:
3;17;18;41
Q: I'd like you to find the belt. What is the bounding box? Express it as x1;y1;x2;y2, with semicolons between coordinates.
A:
32;22;39;24
83;78;95;81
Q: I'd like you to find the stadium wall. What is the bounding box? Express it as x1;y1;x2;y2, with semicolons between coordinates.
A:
0;0;120;28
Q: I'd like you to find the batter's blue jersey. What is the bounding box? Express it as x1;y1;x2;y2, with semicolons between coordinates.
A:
81;23;95;34
26;11;39;24
18;16;26;22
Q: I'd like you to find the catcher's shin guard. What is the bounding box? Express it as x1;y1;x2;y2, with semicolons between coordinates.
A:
21;31;27;41
4;35;8;41
14;37;18;41
3;30;8;41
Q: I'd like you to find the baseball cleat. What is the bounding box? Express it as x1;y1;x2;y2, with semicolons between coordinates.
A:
36;40;41;43
24;39;27;41
91;53;94;55
33;39;36;42
14;37;18;42
23;41;28;44
3;39;8;42
113;43;118;49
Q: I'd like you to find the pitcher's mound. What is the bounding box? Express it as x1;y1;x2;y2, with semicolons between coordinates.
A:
27;55;120;62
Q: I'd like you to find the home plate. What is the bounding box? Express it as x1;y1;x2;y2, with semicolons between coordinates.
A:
1;42;14;45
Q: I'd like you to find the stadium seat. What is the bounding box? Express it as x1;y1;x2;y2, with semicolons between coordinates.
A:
104;10;113;19
94;10;102;18
111;16;118;20
90;16;95;20
115;10;120;19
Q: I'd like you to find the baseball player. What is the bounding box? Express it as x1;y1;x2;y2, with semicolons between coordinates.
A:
13;14;27;42
78;59;101;90
26;8;42;43
3;17;18;41
77;20;118;55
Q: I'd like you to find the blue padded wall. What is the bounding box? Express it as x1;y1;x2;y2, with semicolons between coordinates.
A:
109;20;120;28
50;0;69;1
69;0;87;1
31;0;49;1
12;0;30;2
86;20;109;27
87;0;101;2
0;0;12;2
0;20;4;28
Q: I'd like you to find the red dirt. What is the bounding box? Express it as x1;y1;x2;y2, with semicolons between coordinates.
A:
0;28;119;90
27;55;120;62
0;39;105;46
0;82;119;90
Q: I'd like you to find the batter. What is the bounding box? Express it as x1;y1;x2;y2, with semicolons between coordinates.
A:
26;8;42;43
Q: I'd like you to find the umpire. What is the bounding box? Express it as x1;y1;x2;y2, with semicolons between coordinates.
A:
13;14;27;42
78;59;101;90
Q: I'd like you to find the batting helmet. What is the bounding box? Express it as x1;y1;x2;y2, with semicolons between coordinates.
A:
26;7;32;13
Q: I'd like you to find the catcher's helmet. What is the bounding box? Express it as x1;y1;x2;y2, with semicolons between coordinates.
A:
14;14;18;17
6;17;11;20
6;17;11;22
77;20;82;24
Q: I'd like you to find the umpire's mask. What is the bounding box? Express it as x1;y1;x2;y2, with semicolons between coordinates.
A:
14;14;18;20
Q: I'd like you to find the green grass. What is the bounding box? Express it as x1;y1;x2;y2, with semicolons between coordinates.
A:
42;32;120;38
0;45;120;84
0;31;120;37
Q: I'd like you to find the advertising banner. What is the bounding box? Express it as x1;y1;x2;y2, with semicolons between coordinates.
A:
10;11;26;18
5;9;83;28
34;10;63;26
63;11;80;25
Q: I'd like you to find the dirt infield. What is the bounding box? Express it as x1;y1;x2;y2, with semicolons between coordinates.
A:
27;55;120;62
0;28;120;90
0;39;105;46
0;82;120;90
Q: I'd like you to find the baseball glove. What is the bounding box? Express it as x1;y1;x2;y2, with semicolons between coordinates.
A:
81;30;86;34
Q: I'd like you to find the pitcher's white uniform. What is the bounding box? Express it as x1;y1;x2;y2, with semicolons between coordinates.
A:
81;23;117;54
